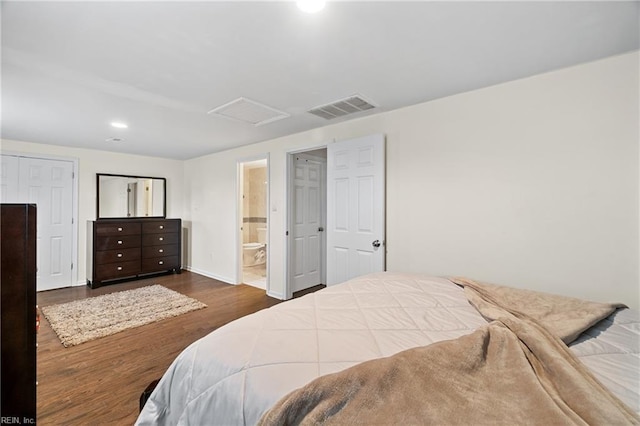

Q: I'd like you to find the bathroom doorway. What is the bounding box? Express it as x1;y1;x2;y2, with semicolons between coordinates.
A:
238;157;269;290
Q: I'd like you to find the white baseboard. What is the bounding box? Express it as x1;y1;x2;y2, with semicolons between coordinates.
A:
184;266;236;285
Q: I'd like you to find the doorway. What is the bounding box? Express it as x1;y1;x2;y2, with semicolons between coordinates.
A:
1;153;78;291
285;134;386;298
238;157;269;290
287;148;327;296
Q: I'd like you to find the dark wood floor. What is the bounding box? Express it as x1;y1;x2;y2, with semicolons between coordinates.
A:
293;283;326;298
36;271;282;425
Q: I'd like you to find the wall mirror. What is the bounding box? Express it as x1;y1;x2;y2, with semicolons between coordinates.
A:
97;173;166;219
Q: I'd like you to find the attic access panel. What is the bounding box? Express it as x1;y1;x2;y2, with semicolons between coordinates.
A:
208;97;290;126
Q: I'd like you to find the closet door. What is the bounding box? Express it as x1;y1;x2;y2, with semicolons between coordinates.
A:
19;157;74;291
292;156;323;292
0;154;19;202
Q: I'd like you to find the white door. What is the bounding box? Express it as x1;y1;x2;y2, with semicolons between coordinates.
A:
292;155;324;292
326;134;385;285
2;155;74;291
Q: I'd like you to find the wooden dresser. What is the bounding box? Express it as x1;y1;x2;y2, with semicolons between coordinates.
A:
87;218;181;288
1;204;37;422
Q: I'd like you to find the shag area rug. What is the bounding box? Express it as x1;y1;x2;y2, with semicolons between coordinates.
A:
41;285;207;347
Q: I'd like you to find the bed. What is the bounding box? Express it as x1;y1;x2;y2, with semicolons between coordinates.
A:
136;272;639;425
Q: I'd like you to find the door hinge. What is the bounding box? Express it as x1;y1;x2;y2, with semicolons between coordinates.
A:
71;263;74;270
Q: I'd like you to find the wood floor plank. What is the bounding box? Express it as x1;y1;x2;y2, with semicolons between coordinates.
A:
36;271;281;425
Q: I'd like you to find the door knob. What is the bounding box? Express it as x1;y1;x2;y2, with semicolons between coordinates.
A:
372;240;381;248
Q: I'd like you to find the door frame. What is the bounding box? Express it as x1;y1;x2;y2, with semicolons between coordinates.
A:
1;151;79;288
285;143;329;300
235;153;270;292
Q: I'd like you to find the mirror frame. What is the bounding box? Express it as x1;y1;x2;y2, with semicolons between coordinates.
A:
96;173;167;220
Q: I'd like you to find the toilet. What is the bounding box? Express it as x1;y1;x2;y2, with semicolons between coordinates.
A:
243;227;267;266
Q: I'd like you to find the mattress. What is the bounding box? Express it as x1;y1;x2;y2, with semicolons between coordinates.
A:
136;272;640;425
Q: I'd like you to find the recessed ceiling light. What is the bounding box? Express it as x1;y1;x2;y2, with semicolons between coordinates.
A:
110;121;128;129
297;0;325;14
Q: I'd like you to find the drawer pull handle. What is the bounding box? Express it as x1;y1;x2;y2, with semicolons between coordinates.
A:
117;240;123;244
117;227;123;232
158;260;164;265
159;237;164;241
159;249;164;253
117;253;123;258
159;225;164;229
117;266;123;271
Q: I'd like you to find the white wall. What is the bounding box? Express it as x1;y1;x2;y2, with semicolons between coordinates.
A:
387;52;639;308
0;139;184;285
185;51;639;308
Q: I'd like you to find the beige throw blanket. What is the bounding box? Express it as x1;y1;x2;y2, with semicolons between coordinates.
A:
259;278;639;425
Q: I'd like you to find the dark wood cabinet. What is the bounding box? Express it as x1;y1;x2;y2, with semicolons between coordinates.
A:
1;204;37;423
87;218;181;288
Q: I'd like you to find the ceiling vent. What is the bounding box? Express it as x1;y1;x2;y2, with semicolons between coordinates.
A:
308;94;376;120
208;97;289;126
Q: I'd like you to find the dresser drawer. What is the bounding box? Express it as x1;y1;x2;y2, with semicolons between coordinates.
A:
142;244;179;259
142;232;179;246
95;235;141;251
141;256;180;273
142;220;180;234
96;260;140;280
95;222;141;236
95;248;141;264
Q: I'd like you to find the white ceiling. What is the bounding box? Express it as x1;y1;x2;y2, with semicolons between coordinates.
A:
2;1;638;160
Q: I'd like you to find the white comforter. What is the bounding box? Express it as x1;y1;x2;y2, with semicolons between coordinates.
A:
136;272;640;425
